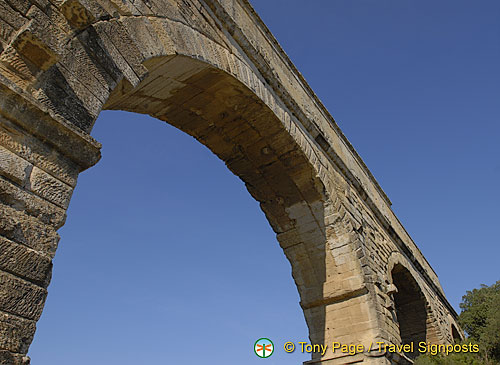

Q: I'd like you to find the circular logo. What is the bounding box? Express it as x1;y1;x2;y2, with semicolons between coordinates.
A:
254;338;274;358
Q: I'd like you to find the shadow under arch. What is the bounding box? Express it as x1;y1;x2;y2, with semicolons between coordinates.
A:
391;264;428;359
451;324;460;342
388;258;442;361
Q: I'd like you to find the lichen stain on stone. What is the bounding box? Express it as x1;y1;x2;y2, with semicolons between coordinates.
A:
12;32;59;71
61;0;95;29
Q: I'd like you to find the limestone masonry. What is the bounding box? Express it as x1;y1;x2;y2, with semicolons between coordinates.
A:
0;0;461;364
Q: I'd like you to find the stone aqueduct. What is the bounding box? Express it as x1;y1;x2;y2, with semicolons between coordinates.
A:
0;0;460;364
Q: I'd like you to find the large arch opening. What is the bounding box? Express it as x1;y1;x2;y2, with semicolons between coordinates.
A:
391;264;428;359
29;53;337;363
28;110;311;364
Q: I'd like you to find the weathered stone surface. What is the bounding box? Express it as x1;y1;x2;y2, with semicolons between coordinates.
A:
29;167;73;209
60;0;96;29
0;312;36;353
0;83;101;172
0;0;27;31
0;18;15;46
0;47;37;84
0;203;60;257
0;272;46;320
0;176;66;227
0;0;460;363
10;31;59;71
0;116;79;187
0;146;31;185
0;350;30;365
2;0;30;15
0;237;52;286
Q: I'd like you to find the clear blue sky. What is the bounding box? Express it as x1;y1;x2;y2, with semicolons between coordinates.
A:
29;1;499;364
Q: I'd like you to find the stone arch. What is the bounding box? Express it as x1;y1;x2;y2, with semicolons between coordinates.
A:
447;314;464;343
0;9;381;364
387;253;442;358
391;263;427;359
94;48;378;364
102;51;336;339
28;15;338;224
451;324;461;342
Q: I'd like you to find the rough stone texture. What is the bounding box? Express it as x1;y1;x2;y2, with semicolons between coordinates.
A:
0;204;60;258
0;146;31;185
0;272;47;321
0;0;461;364
0;237;52;287
0;312;36;354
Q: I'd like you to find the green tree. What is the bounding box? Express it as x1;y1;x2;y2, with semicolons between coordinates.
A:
459;281;500;362
414;348;488;365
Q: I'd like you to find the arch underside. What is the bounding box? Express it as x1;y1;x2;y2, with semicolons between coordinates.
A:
103;54;399;365
103;54;362;361
0;1;461;364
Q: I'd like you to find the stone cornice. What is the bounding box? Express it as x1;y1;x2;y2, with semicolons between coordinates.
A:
0;75;101;171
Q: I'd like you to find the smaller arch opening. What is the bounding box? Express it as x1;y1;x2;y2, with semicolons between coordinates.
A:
391;264;428;359
451;324;461;343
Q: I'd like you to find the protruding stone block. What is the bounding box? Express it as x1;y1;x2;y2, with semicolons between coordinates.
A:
60;0;96;29
0;312;36;353
29;167;73;209
0;146;31;185
0;272;47;320
0;237;52;286
11;31;59;71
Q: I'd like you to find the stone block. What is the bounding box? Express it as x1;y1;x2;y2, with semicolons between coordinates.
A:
0;116;80;187
0;176;66;227
0;312;36;354
0;350;30;364
0;146;31;185
0;203;60;257
0;272;47;320
0;237;52;286
29;167;73;209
